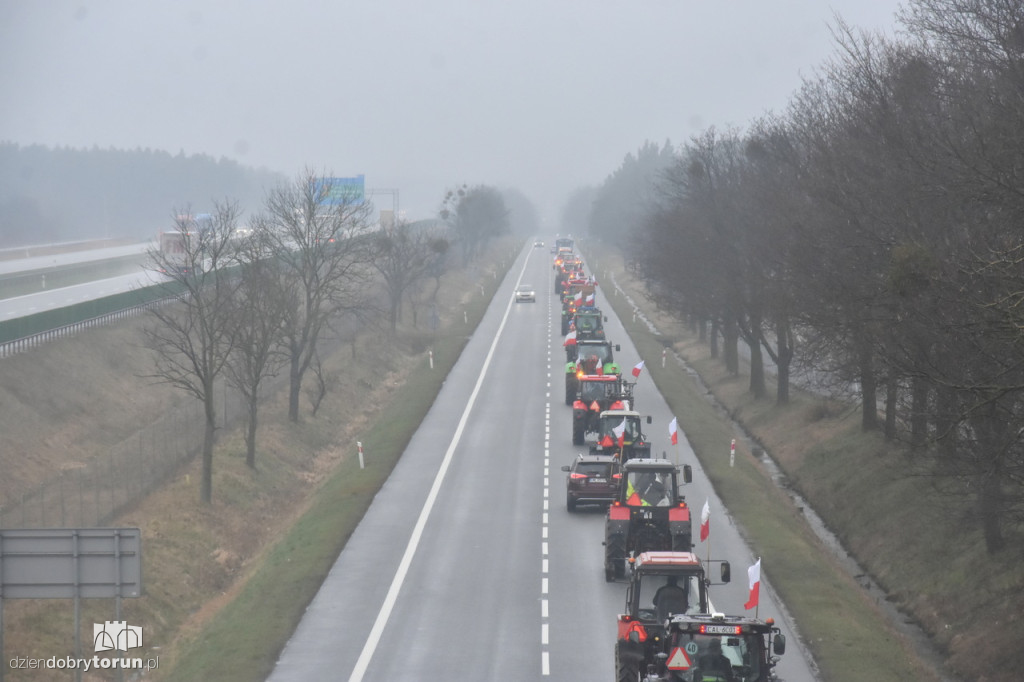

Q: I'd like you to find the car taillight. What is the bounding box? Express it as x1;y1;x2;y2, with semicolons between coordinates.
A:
569;472;587;479
613;473;622;479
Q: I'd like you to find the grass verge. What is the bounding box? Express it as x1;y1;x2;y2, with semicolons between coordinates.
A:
156;246;514;682
587;250;940;682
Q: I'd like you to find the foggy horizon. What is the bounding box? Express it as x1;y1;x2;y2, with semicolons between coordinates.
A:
1;0;903;225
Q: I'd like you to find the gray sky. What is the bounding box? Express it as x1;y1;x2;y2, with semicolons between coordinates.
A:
0;0;904;226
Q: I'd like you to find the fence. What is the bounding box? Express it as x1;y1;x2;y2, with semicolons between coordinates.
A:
0;300;166;358
0;382;252;528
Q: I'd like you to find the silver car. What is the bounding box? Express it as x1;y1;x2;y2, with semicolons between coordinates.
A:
515;284;536;302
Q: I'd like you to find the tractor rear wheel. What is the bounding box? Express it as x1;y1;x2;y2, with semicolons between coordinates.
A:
615;641;642;682
572;420;585;445
605;535;626;582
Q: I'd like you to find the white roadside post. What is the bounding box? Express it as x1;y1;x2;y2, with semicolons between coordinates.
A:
358;441;365;469
730;439;736;468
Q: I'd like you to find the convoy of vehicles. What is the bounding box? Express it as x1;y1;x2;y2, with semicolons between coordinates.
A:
546;236;789;680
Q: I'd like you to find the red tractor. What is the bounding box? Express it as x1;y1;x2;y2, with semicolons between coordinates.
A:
572;376;634;445
604;458;693;582
615;551;734;682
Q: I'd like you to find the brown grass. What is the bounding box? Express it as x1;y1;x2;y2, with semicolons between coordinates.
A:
596;251;1024;682
0;241;516;681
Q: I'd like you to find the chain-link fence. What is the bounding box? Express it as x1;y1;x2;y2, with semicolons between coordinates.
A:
0;383;249;528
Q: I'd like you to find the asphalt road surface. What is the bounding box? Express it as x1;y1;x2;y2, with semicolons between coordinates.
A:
266;243;819;681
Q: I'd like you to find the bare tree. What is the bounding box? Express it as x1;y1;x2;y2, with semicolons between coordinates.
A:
257;169;375;422
144;201;243;503
439;185;509;264
223;230;289;468
371;220;450;334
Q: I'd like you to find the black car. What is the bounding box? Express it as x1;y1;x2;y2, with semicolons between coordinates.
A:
561;453;621;511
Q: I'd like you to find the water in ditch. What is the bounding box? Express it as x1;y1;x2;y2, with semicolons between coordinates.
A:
607;274;957;681
679;360;958;682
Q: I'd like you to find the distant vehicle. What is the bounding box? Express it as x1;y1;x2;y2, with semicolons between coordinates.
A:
515;283;536;302
534;240;544;247
158;230;195;276
562;453;620;511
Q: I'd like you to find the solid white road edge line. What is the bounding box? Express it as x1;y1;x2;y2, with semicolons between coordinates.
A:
347;251;534;681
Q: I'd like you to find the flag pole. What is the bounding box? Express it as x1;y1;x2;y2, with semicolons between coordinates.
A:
755;557;760;619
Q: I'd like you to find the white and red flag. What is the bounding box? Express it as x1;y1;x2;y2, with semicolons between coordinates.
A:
744;558;761;610
563;330;577;347
700;499;711;542
585;293;595;306
632;360;645;378
574;290;583;304
669;417;679;445
612;420;627;448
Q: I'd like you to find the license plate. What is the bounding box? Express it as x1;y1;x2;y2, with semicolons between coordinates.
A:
589;478;606;484
704;625;739;635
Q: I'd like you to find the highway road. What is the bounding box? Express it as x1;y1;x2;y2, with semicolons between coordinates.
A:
266;243;818;681
0;242;158;321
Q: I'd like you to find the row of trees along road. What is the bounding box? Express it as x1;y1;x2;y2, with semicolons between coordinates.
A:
144;171;510;504
588;0;1024;554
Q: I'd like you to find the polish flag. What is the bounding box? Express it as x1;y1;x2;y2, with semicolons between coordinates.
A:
574;290;583;304
585;293;595;306
632;360;645;378
744;559;761;610
700;499;710;542
612;420;627;448
563;331;577;346
669;417;679;445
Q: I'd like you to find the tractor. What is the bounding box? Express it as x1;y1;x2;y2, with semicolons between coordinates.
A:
614;551;733;682
572;376;635;444
572;305;606;340
590;409;653;462
623;612;786;682
604;458;693;582
565;339;621;405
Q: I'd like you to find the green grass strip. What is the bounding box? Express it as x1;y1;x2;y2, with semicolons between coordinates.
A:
160;249;514;682
588;251;935;682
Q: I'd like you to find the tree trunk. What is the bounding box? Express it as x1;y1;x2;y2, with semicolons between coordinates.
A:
774;320;792;406
201;396;217;504
245;397;258;469
746;311;766;398
884;371;898;442
723;317;740;376
857;330;878;431
910;376;929;448
289;353;302;422
748;335;766;398
978;469;1006;553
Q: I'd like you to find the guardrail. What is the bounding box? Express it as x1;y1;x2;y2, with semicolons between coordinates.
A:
0;299;167;358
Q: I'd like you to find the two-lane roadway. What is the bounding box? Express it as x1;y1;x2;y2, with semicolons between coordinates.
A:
266;242;818;681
